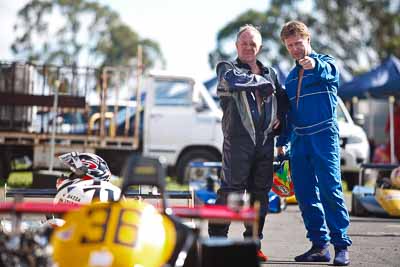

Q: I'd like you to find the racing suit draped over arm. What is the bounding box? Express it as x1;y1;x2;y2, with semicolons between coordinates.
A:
216;61;274;96
216;60;285;145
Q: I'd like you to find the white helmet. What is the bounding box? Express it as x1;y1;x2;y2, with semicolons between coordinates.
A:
58;152;111;181
54;179;122;205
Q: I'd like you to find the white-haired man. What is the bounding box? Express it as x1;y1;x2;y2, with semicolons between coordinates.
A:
208;25;289;261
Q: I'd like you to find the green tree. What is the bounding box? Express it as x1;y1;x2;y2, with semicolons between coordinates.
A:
210;0;400;74
11;0;164;69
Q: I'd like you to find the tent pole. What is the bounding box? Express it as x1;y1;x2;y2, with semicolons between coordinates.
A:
389;96;395;163
367;94;374;139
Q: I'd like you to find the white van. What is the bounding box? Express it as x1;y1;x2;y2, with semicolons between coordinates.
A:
337;97;370;189
143;73;223;183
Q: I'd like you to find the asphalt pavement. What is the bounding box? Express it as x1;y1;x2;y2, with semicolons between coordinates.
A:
227;194;400;266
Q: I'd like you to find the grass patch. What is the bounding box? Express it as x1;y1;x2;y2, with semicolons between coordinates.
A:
166;176;189;191
7;172;33;188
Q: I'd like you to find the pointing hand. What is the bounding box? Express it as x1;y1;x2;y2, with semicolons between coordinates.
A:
298;56;315;70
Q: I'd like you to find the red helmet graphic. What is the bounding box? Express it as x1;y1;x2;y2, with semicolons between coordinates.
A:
58;152;111;181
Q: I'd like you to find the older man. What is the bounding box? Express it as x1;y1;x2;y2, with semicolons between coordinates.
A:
208;24;289;261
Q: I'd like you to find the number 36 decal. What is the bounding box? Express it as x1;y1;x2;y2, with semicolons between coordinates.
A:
80;205;141;247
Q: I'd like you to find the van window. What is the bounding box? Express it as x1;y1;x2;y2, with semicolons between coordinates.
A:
154;80;192;106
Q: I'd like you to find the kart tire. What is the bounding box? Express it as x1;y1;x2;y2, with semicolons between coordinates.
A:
351;193;367;217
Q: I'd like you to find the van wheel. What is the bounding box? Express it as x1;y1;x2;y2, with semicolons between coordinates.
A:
351;193;367;217
176;149;220;184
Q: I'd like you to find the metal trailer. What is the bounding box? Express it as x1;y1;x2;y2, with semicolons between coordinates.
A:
0;61;142;184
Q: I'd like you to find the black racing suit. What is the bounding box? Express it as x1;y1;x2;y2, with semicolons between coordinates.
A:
208;58;289;241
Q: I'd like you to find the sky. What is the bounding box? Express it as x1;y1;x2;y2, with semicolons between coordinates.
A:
0;0;269;81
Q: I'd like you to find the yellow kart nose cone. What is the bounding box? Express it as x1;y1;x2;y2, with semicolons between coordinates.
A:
375;188;400;217
51;200;177;267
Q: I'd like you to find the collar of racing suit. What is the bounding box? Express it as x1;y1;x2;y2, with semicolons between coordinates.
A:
235;58;271;76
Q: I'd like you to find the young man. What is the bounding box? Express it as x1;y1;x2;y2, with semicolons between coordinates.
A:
208;24;289;261
277;21;351;266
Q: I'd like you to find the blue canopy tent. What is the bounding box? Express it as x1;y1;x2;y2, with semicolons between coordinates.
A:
338;55;400;163
338;55;400;100
370;58;400;97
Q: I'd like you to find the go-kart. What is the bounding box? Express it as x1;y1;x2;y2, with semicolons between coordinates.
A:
351;163;400;217
189;157;294;214
0;155;261;267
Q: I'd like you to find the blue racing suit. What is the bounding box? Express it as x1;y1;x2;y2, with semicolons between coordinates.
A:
209;59;289;240
277;52;352;248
